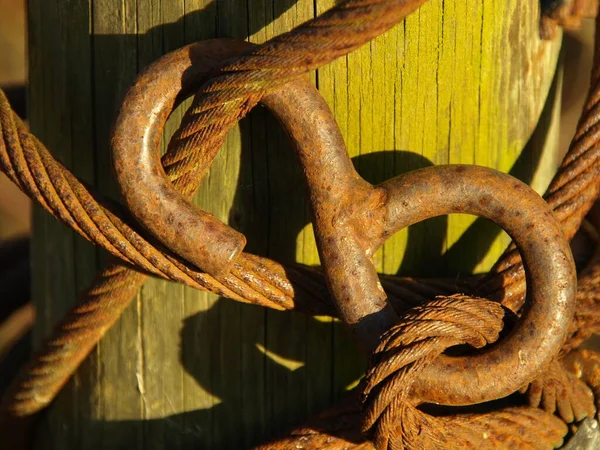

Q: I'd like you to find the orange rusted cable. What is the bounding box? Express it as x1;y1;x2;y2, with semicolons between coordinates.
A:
0;1;599;449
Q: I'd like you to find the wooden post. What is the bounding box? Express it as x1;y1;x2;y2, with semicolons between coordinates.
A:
29;1;562;448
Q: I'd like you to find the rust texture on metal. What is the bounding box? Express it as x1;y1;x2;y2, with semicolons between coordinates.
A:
540;0;599;39
0;0;598;449
520;358;595;424
111;40;254;277
112;0;430;276
378;166;575;405
488;3;600;314
359;295;570;450
114;28;577;408
270;85;577;402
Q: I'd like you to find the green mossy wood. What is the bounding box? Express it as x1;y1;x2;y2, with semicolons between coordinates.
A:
29;0;562;448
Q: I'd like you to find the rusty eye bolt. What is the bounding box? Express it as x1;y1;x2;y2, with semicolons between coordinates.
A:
111;39;576;408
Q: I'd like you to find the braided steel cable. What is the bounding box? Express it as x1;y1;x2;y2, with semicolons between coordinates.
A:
520;358;595;424
0;0;439;419
0;76;474;417
257;401;570;450
257;297;584;450
0;0;598;449
256;327;600;449
0;89;312;311
359;296;568;450
0;264;144;417
162;0;429;183
0;0;590;413
0;78;463;417
0;88;312;417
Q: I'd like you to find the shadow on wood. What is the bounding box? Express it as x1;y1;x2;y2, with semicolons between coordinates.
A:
27;1;562;449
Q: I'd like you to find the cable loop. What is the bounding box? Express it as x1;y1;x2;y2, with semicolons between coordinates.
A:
0;1;599;449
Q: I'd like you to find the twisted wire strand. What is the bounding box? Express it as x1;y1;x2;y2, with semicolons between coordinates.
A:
4;37;600;429
519;358;595;424
4;20;600;428
160;0;600;445
257;349;598;449
162;0;428;182
564;348;600;420
0;1;598;448
351;296;570;450
0;264;145;417
360;296;504;449
0;0;444;419
256;294;576;450
160;0;600;322
156;0;600;320
0;87;312;416
427;407;568;450
0;82;470;416
257;402;569;450
563;242;600;351
0;89;306;311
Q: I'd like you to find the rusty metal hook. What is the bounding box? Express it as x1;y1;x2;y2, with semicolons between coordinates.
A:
111;38;576;407
111;39;362;280
111;40;255;277
270;91;577;405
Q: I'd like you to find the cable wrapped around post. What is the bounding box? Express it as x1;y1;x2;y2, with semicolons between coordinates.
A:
0;0;599;449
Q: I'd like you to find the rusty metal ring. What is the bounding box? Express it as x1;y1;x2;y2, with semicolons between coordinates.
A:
379;166;577;405
111;39;576;407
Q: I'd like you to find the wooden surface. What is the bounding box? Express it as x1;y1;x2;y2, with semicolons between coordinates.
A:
0;0;29;240
0;0;26;86
29;1;562;449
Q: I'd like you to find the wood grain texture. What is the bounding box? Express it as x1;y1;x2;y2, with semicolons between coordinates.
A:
28;1;562;448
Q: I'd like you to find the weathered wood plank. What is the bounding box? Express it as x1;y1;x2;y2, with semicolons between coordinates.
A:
29;1;562;449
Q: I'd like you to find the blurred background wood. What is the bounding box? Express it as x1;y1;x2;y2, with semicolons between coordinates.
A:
0;0;582;448
0;0;26;85
0;0;31;401
0;0;29;240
